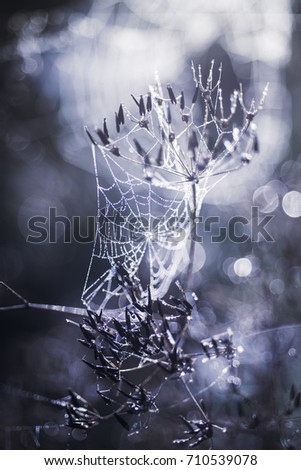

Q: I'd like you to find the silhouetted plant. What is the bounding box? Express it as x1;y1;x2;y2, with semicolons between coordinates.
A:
0;62;272;449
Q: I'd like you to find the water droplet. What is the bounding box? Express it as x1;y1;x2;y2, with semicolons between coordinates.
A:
288;348;297;358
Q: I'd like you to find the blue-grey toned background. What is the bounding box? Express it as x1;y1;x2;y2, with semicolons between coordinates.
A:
1;0;301;449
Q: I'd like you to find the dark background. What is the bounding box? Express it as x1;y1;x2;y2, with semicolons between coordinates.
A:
1;0;301;450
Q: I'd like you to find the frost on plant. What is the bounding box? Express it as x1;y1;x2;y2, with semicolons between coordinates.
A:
66;283;238;446
2;61;290;451
82;61;267;313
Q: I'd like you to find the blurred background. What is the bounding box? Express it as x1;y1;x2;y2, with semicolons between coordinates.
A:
1;0;301;449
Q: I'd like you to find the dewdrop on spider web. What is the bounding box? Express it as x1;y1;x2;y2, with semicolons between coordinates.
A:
82;61;267;314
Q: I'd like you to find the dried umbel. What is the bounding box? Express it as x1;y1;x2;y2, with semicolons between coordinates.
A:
0;62;273;450
66;279;242;446
86;61;267;188
83;61;268;313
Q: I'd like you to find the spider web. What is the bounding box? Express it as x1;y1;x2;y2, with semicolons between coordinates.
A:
81;62;262;313
82;143;191;313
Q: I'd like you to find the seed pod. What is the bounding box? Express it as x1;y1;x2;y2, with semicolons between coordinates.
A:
117;104;125;125
85;127;98;146
156;145;163;166
180;90;185;110
166;105;172;124
95;127;110;146
139;95;146;116
103;118;109;138
167;84;177;104
253;134;259;153
192;85;199;104
133;138;146;157
115;112;120;133
146;92;152;112
188;130;198;150
110;146;120;157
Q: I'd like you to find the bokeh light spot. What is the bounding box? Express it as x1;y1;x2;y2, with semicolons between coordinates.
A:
282;191;301;218
234;258;252;277
269;278;284;295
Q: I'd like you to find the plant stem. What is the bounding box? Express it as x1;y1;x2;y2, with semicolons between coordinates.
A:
184;182;197;290
180;376;207;420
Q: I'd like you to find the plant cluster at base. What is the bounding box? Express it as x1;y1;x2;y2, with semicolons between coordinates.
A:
67;269;238;448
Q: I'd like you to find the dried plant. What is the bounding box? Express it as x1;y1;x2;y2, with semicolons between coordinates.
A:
82;61;267;312
1;61;278;450
66;278;238;446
